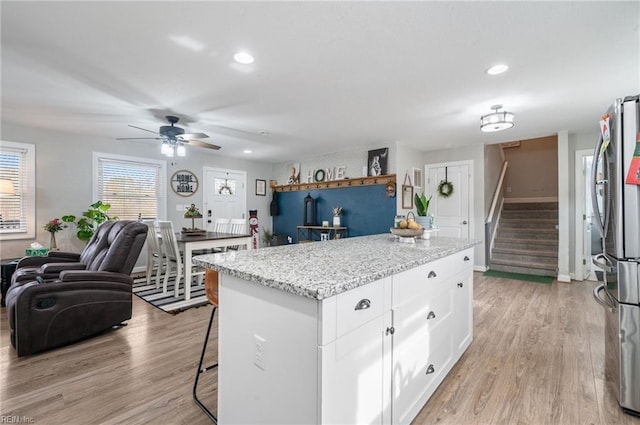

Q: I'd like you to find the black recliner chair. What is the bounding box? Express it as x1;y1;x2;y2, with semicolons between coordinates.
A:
6;220;147;356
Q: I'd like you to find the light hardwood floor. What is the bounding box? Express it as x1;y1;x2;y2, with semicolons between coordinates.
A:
1;273;640;425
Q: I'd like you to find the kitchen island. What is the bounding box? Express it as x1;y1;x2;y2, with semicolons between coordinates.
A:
194;234;479;425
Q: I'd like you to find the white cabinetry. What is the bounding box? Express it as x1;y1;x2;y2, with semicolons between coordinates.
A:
391;248;473;424
217;248;474;425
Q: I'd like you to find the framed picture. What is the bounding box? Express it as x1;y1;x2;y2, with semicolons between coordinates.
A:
402;184;414;209
256;179;267;196
368;148;389;176
286;163;301;184
412;167;423;189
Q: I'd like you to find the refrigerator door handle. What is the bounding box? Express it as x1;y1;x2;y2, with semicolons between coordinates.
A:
593;253;614;273
591;134;607;239
593;283;615;309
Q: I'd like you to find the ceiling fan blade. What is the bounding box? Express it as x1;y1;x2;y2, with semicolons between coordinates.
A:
180;132;209;140
128;124;159;135
187;139;221;150
117;137;163;140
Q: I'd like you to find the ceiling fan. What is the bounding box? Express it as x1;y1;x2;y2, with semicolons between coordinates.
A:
117;115;221;157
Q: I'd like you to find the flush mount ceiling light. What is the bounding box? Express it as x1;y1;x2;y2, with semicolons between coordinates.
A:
234;51;254;64
480;104;515;132
486;64;509;75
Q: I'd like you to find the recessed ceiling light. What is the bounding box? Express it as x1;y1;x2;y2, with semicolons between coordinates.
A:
234;51;254;64
486;64;509;75
243;149;252;154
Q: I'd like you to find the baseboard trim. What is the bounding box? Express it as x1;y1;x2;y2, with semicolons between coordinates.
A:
474;265;488;272
557;274;571;283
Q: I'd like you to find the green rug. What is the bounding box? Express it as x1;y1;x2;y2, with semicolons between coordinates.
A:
483;270;554;284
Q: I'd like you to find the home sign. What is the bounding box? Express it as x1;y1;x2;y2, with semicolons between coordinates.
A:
171;170;199;197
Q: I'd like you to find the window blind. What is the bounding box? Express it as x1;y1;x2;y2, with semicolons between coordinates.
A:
97;157;164;220
0;145;28;233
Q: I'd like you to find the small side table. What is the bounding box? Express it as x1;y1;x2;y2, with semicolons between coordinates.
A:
1;258;21;307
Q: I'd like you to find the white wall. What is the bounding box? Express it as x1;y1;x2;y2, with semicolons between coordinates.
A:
1;122;273;259
395;143;425;216
483;143;504;217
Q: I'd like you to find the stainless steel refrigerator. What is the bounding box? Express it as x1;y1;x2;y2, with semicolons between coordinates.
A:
592;94;640;415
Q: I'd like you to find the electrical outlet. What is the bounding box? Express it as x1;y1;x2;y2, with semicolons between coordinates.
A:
254;334;266;371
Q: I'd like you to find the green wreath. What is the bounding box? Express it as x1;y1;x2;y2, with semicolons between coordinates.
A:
438;180;454;198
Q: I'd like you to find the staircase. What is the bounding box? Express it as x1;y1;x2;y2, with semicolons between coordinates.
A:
490;202;558;277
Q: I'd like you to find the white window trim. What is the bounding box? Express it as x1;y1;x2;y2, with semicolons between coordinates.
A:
92;152;167;220
0;140;36;240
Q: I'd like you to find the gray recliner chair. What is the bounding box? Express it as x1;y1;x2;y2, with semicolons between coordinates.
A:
6;220;148;357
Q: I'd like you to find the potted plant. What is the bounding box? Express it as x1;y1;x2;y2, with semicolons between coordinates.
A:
62;200;117;242
261;229;274;247
414;193;433;229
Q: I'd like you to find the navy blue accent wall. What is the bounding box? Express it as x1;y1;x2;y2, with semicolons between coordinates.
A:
273;185;396;243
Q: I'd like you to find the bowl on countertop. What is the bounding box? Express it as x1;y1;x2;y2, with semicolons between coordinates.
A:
390;227;424;238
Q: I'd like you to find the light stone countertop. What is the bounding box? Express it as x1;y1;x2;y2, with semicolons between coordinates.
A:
193;233;481;300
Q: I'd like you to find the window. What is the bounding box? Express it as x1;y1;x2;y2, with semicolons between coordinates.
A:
0;141;35;240
94;153;166;221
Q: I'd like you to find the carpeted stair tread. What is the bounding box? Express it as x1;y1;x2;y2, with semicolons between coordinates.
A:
490;257;557;270
494;237;558;246
492;247;558;258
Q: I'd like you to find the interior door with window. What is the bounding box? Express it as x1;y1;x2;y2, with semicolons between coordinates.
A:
425;163;471;238
203;168;246;232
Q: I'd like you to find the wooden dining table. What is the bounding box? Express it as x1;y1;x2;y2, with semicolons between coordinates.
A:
175;231;253;300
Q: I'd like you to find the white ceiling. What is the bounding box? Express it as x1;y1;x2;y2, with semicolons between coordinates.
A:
2;1;639;162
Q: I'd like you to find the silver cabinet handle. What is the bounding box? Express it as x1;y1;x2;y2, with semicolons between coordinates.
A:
462;220;468;225
427;271;437;278
354;298;371;311
463;256;470;261
427;311;436;320
386;326;395;336
457;282;464;288
426;364;435;374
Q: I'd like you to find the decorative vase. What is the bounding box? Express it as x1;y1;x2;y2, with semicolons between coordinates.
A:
333;216;341;227
49;232;58;250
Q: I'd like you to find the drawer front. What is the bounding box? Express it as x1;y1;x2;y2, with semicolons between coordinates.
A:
336;278;385;338
394;248;474;307
392;317;455;425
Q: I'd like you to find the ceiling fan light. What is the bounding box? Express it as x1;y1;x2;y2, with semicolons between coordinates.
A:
176;144;186;157
480;106;514;132
161;141;172;155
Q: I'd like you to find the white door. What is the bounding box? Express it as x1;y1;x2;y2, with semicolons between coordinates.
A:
575;150;602;281
425;162;471;238
203;168;247;232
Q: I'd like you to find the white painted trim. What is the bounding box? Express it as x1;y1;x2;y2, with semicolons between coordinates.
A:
474;265;487;272
504;197;559;203
557;131;570;281
557;274;572;283
574;149;593;282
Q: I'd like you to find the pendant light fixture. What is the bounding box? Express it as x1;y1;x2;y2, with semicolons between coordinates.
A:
480;104;515;132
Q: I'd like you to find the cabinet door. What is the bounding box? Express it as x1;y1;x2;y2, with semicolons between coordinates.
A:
453;269;473;355
319;311;392;425
392;281;456;425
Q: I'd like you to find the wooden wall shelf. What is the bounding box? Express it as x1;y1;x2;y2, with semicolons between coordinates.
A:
272;174;396;192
